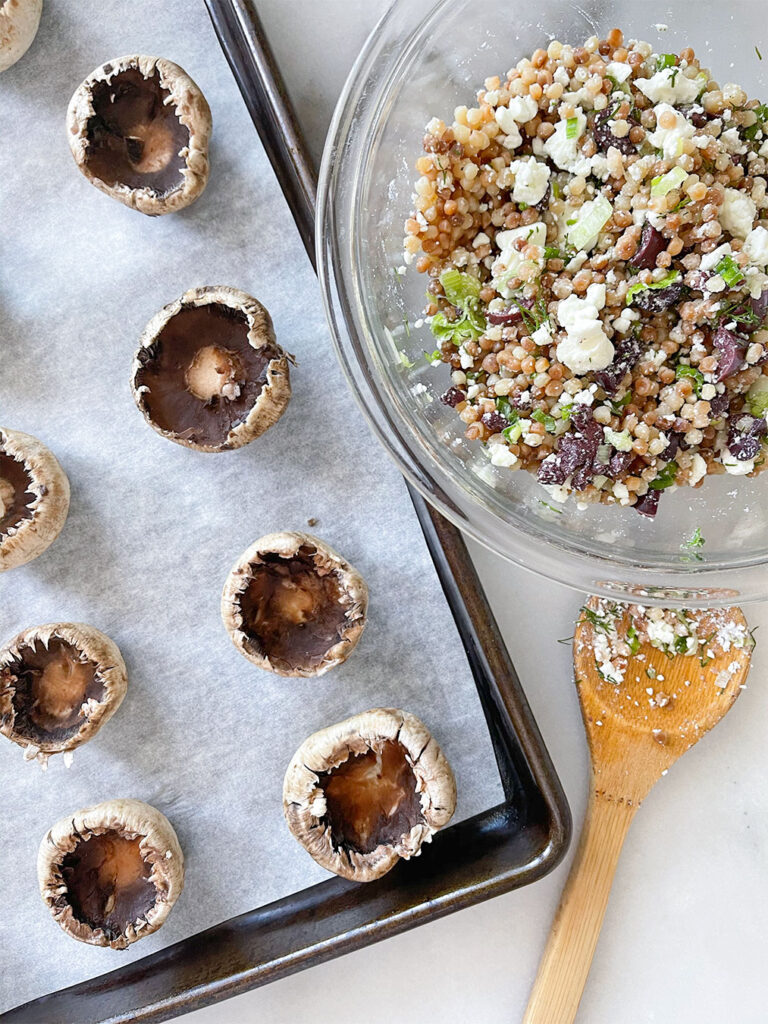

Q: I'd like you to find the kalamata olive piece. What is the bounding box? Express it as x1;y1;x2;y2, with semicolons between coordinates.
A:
487;296;533;325
631;278;686;312
632;224;666;271
727;414;767;461
440;386;465;408
481;411;508;433
712;325;747;382
593;108;637;156
594;332;641;395
634;490;661;518
538;408;601;489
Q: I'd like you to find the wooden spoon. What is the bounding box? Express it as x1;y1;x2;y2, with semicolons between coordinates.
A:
523;598;753;1024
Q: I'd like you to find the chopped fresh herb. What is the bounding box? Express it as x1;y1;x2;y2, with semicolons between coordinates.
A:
552;180;563;200
518;201;529;211
626;269;680;305
565;216;577;226
402;317;411;338
757;45;763;60
716;298;762;329
566;116;579;139
426;349;443;364
672;195;692;212
649;460;679;490
627;623;641;656
511;295;551;335
531;408;557;432
674;635;690;654
650;166;688;198
656;53;677;71
544;244;576;261
675;364;705;396
668;66;680;86
538;500;563;514
681;526;706;562
581;606;614;634
715;254;746;289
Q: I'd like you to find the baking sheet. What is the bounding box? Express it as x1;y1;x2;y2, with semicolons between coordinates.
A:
0;0;504;1012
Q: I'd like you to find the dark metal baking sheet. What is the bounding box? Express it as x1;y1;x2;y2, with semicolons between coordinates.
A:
1;3;571;1020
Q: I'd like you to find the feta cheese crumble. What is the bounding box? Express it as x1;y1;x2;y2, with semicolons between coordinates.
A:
555;284;615;374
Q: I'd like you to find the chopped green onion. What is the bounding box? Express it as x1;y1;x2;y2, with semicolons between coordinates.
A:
610;392;633;415
495;396;514;419
650;166;688;198
397;350;415;368
649;461;679;490
567;194;613;252
714;254;745;289
627;624;643;657
544;244;576;261
675;364;704;395
439;268;481;306
604;427;633;451
656;53;677;71
566;116;579;139
747;377;768;417
531;408;557;432
426;349;443;364
626;269;680;305
503;421;523;443
552;180;563;200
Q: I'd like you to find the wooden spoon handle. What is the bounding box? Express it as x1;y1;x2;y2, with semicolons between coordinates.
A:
523;792;636;1024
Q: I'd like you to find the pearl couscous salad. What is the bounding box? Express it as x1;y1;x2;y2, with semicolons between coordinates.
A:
404;28;768;517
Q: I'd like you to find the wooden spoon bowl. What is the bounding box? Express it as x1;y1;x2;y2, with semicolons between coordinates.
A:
524;599;753;1024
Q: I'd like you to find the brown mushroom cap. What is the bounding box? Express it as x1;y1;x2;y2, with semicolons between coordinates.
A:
67;55;211;216
0;0;42;73
283;708;457;882
0;623;127;764
38;798;184;949
222;532;368;677
0;428;70;572
131;286;292;452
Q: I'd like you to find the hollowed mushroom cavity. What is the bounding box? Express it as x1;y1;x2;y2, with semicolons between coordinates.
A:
284;708;457;881
38;799;184;948
67;56;211;215
0;428;70;572
0;0;42;74
0;623;127;764
222;532;368;677
132;286;292;451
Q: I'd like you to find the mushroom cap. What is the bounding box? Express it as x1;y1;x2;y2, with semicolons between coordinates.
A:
222;531;368;677
0;622;128;762
38;798;184;949
67;55;211;216
0;0;42;73
284;708;457;882
0;428;70;572
131;285;292;452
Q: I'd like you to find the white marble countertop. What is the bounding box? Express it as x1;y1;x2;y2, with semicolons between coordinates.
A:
183;3;768;1021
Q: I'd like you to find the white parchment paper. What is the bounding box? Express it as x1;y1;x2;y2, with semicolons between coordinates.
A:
0;0;504;1012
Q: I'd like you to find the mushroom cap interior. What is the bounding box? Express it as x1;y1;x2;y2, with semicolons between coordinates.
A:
2;637;104;743
321;741;424;854
0;449;35;536
238;548;353;672
61;831;156;941
135;303;278;446
84;67;189;195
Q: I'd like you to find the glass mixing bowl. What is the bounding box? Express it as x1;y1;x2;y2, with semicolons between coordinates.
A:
318;0;768;606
